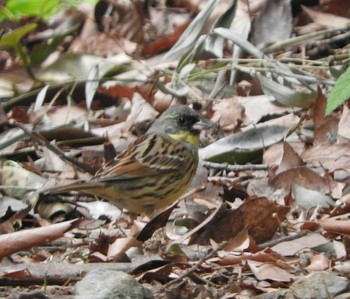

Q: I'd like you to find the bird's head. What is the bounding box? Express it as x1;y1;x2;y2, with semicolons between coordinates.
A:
147;105;210;146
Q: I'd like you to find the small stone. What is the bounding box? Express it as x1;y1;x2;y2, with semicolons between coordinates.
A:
252;289;294;299
75;269;153;299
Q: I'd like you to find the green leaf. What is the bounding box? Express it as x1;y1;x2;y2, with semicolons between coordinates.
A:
326;66;350;115
0;23;37;77
0;0;98;20
30;30;72;66
0;23;37;48
0;0;61;19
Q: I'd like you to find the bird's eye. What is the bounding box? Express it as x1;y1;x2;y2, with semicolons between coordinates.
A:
178;115;186;124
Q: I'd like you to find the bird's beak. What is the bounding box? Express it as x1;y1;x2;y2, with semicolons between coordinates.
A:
193;117;212;131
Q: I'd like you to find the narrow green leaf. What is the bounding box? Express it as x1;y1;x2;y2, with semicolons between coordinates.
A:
326;66;350;115
1;0;61;19
30;31;72;66
0;23;37;48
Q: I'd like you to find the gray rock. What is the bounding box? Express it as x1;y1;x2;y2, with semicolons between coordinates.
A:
290;271;349;299
253;289;294;299
75;269;153;299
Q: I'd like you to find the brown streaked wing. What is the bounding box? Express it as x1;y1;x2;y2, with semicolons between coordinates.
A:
93;133;191;183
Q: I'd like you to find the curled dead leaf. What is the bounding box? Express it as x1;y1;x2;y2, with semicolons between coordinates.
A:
189;198;289;245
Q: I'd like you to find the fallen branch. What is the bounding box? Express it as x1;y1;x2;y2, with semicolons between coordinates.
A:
201;161;268;172
163;240;228;289
258;230;309;249
12;121;95;175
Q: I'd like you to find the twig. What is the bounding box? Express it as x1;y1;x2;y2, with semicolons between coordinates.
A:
12;121;95;175
208;175;254;184
263;24;350;53
201;161;268;172
163;240;228;289
258;230;309;250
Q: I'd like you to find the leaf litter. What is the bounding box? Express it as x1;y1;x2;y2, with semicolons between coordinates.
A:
1;0;350;298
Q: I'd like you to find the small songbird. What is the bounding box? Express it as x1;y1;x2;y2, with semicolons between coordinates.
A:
49;105;208;216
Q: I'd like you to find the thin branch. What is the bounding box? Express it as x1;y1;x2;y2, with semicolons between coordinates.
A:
12;121;96;175
201;161;268;172
163;241;228;289
258;230;309;250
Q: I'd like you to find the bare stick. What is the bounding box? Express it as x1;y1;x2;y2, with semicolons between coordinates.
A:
201;161;268;172
12;121;95;175
163;240;228;289
258;230;309;249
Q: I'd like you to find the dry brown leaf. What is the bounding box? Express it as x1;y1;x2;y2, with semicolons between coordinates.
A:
271;233;329;256
140;263;176;284
238;95;293;126
263;142;305;166
44;105;87;126
305;253;330;272
96;0;145;43
0;206;30;234
271;166;329;193
223;229;250;252
217;248;289;269
312;87;340;145
247;260;294;282
141;22;189;57
92;93;158;148
189;198;289;245
302;144;350;170
0;219;80;258
292;184;335;210
302;5;350;28
211;98;244;132
338;105;350;142
107;236;142;262
276;142;304;175
294;23;327;35
313;117;339;145
252;0;292;46
313;87;327;130
319;219;350;234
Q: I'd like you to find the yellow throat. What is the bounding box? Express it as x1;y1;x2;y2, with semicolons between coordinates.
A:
168;131;200;146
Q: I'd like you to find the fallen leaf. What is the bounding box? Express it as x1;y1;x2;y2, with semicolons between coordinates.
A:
247;260;294;282
252;0;292;47
305;253;330;272
292;184;335;210
271;166;329;193
0;219;80;258
211;97;244;132
338;105;350;141
319;219;350;234
107;236;142;262
276;142;304;175
189;198;289;245
302;5;350;29
271;233;329;256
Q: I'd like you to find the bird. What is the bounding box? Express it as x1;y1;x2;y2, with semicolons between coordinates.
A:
48;104;208;216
